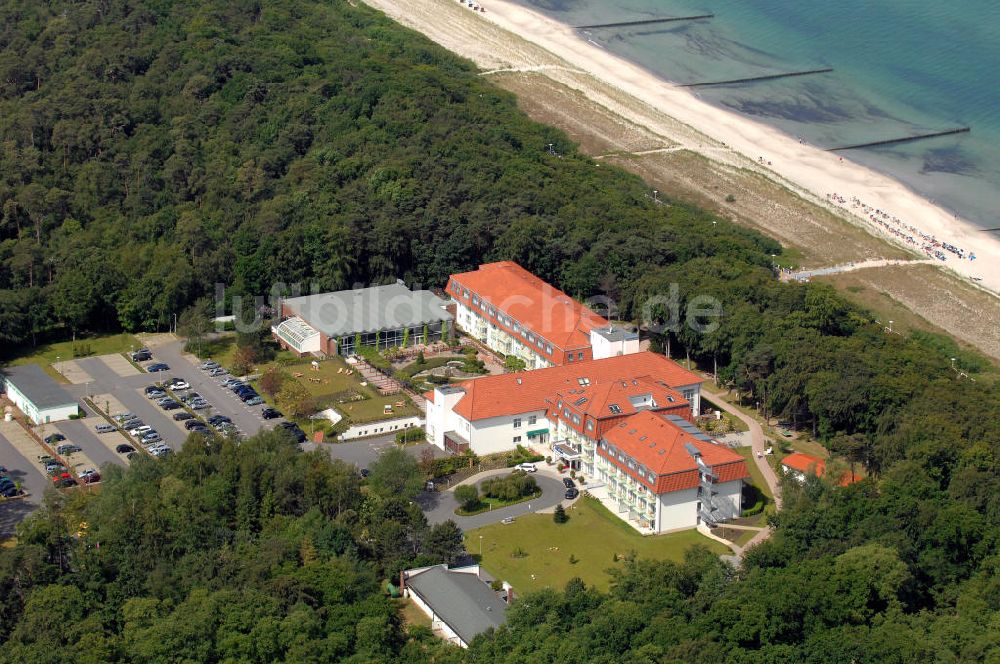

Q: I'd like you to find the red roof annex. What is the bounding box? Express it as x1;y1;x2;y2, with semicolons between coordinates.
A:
447;261;609;351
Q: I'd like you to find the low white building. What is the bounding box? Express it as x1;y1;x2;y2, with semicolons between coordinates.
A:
1;364;79;425
401;564;509;648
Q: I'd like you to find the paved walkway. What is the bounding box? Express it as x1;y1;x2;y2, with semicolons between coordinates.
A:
702;387;781;554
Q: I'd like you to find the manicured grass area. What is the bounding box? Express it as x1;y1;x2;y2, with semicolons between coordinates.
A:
734;447;773;501
258;356;420;426
455;490;542;516
2;333;141;383
467;497;728;593
701;398;749;433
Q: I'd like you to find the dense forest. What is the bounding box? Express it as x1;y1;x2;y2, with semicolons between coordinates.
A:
0;0;997;661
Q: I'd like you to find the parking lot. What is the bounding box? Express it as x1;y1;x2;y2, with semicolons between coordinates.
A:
0;422;52;536
71;343;284;452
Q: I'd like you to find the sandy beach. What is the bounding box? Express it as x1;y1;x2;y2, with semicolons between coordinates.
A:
361;0;1000;357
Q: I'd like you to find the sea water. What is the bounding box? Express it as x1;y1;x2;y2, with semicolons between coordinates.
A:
514;0;1000;230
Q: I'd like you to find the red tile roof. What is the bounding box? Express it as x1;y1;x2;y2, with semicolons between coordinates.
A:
781;451;860;486
551;378;688;420
780;452;826;476
442;352;701;421
448;262;609;350
601;410;748;494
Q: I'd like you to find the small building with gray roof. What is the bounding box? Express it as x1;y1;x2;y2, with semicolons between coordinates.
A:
401;564;510;648
272;280;453;357
1;364;79;424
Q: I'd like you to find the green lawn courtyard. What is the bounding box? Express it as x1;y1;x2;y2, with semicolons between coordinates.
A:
466;497;728;593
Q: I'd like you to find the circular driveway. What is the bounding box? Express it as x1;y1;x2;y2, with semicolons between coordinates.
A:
417;469;568;529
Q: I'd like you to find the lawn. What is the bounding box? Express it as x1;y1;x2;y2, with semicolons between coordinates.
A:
2;333;141;383
396;598;431;631
467;497;728;593
262;356;420;425
734;447;773;501
456;490;542;516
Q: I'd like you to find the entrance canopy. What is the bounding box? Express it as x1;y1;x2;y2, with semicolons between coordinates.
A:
553;442;582;461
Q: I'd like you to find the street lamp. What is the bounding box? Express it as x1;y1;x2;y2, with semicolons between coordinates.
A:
652;189;658;203
951;357;957;371
479;535;483;556
887;320;893;333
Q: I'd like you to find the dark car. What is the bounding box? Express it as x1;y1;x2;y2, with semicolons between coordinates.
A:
147;363;170;372
1;486;19;498
44;433;66;445
173;411;194;421
564;488;579;500
277;422;307;443
144;385;163;395
80;470;101;484
359;468;370;478
160;401;183;410
131;350;152;362
261;407;282;419
207;415;232;425
562;477;575;489
56;443;82;455
184;420;207;431
115;444;135;454
126;451;139;461
239;392;260;403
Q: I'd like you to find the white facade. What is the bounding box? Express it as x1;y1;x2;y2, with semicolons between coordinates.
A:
406;583;467;647
425;386;548;455
4;382;77;425
455;302;552;369
341;416;424;441
590;327;641;360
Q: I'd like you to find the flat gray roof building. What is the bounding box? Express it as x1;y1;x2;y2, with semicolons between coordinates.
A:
2;364;79;424
403;565;508;647
274;280;453;356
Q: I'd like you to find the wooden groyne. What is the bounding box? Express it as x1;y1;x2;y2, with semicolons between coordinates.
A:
827;127;970;152
576;14;714;30
680;67;834;88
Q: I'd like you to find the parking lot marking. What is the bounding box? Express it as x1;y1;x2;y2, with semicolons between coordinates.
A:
56;359;93;384
0;420;74;488
37;423;103;476
99;353;142;377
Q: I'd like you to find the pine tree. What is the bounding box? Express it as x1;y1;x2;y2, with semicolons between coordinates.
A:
553;504;568;524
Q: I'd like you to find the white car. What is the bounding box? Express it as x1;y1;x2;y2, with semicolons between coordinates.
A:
169;380;190;390
129;425;152;436
514;463;537;473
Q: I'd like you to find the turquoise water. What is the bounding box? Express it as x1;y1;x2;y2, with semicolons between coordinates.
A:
516;0;1000;229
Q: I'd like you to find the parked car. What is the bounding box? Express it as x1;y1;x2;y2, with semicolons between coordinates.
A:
1;486;19;498
131;349;152;362
44;433;66;445
122;419;143;430
80;469;101;484
168;379;190;390
160;401;182;410
114;413;135;423
126;452;139;461
261;407;282;419
184;420;207;431
95;423;116;433
190;401;210;410
208;367;226;377
56;443;82;455
172;411;194;421
277;422;307;443
208;415;232;425
142;434;163;444
52;474;75;487
115;444;135;454
562;477;575;489
144;385;163;395
146;390;166;400
243;395;264;406
199;360;219;370
564;488;579;500
514;463;537;473
147;362;170;372
221;378;242;388
129;425;152;436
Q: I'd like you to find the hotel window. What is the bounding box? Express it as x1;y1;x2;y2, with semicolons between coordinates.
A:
568;354;574;362
513;418;522;429
513;436;521;443
586;421;594;431
577;352;584;360
528;415;537;425
546;344;553;354
572;415;580;425
608;404;622;414
463;289;469;298
577;377;590;386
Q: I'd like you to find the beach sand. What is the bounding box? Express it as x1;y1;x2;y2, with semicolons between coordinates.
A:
361;0;1000;358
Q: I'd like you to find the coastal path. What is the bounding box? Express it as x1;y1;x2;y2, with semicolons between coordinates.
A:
783;257;934;282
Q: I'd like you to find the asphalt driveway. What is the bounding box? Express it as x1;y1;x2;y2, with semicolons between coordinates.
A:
417;469;567;529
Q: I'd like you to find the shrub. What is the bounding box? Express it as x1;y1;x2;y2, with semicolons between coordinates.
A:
553;504;568;524
454;484;480;512
481;471;538;502
395;427;425;444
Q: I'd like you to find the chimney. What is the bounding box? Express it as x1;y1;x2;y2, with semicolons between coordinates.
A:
502;581;514;604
